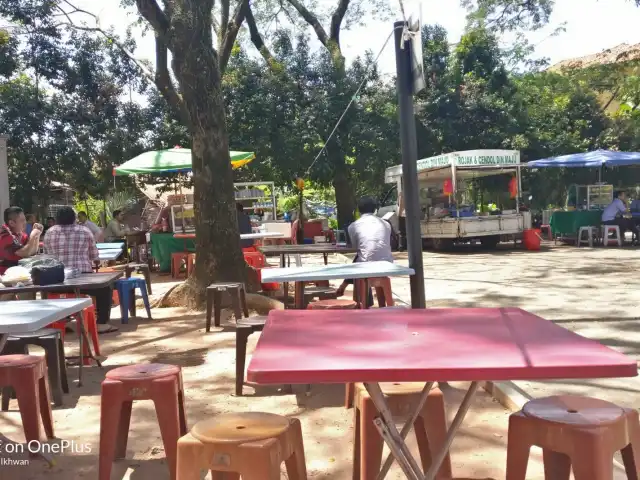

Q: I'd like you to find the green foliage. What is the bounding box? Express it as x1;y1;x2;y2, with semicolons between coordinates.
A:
73;194;104;225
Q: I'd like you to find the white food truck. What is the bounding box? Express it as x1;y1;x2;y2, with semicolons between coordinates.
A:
381;149;532;249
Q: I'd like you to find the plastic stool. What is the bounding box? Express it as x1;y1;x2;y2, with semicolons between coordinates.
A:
176;412;307;479
171;252;189;279
46;293;100;364
99;363;187;480
352;383;451;480
0;355;54;444
577;226;597;247
308;299;358;310
186;253;196;278
506;395;640;479
356;277;394;308
602;224;623;246
114;278;152;324
235;316;267;396
205;282;248;331
2;329;69;407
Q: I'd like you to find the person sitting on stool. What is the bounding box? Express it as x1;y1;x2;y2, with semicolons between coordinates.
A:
602;190;638;243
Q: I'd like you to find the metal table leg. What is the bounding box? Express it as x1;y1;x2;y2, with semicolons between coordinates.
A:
72;288;102;387
364;381;480;480
0;333;7;353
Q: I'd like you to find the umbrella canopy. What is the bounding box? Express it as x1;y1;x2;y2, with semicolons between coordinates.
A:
114;148;255;176
527;150;640;168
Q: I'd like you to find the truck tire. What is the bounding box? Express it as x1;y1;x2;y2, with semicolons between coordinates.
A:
432;238;454;251
480;236;500;249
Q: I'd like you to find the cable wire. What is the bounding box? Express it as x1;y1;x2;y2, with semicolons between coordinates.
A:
304;26;401;177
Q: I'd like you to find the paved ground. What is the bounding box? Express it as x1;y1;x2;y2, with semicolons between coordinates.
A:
1;242;638;479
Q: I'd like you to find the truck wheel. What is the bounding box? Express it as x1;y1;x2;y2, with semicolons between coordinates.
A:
432;238;454;251
480;236;500;249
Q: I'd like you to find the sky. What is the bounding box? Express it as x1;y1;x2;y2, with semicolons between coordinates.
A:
73;0;640;76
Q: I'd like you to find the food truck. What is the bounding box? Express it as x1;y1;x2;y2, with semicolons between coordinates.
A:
382;149;531;249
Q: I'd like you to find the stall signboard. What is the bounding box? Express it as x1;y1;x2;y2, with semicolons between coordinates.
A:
385;149;520;183
171;204;195;233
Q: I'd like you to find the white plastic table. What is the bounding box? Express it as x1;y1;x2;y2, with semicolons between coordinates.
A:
0;298;92;351
98;249;123;261
261;261;414;309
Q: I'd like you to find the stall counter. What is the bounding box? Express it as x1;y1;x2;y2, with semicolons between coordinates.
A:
150;233;195;272
550;210;603;237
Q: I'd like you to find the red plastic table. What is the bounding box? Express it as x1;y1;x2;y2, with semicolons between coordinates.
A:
247;308;637;480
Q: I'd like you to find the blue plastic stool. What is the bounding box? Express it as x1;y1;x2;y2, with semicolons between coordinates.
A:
114;278;152;324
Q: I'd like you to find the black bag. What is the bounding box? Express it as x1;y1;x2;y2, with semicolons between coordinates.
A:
19;255;66;286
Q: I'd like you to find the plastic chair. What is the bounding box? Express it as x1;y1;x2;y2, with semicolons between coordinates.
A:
603;224;623;246
1;329;69;407
577;226;597;247
0;355;54;445
114;278;152;324
352;383;451;480
186;253;196;277
176;413;307;479
243;252;280;292
99;364;187;480
46;293;100;364
235;316;267;396
506;395;640;479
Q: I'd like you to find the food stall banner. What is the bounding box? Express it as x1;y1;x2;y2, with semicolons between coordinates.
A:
527;150;640;168
114;148;255;175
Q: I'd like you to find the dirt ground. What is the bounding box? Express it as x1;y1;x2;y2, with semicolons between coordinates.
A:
2;242;639;479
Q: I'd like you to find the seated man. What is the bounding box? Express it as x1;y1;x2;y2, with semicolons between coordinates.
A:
44;207;117;333
77;211;103;242
337;196;393;300
104;209;130;242
0;206;42;276
602;190;638;241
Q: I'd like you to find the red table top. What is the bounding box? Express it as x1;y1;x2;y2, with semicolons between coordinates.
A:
247;308;638;384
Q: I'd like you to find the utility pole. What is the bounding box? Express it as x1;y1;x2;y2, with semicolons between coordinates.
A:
0;135;9;216
394;20;425;308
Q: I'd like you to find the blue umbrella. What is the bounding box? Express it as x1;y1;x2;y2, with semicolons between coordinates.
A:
527;150;640;168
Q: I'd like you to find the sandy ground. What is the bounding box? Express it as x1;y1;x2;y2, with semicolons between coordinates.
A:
1;242;639;479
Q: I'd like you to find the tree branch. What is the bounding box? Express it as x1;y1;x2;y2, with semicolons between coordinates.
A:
220;0;230;41
155;35;190;125
244;3;276;66
135;0;170;34
284;0;329;46
602;85;621;113
329;0;349;45
218;0;249;74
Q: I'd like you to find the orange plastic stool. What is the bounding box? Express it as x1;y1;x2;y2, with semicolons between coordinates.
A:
99;364;187;480
352;383;451;480
307;299;358;310
186;253;196;277
177;412;307;479
356;277;394;308
171;252;189;279
506;395;640;479
244;252;280;291
0;355;54;445
46;293;100;364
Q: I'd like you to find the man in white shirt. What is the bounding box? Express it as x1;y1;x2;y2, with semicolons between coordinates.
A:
602;191;637;241
77;211;104;242
336;196;393;300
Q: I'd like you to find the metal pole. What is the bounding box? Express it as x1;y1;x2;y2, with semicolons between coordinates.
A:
394;21;425;309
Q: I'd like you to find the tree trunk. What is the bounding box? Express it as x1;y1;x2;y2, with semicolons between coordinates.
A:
168;1;246;307
333;167;355;231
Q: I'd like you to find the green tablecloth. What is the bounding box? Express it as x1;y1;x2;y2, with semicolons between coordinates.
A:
150;233;195;272
549;210;603;237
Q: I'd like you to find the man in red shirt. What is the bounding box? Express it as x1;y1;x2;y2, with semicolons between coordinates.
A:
0;206;43;275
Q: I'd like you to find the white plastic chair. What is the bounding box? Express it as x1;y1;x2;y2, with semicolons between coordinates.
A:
602;225;622;247
577;226;597;247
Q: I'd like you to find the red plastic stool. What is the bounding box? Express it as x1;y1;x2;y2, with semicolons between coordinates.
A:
356;277;394;308
171;252;189;279
46;293;100;365
506;395;640;479
307;299;358;310
99;363;187;480
186;253;196;277
352;383;451;480
0;355;54;445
